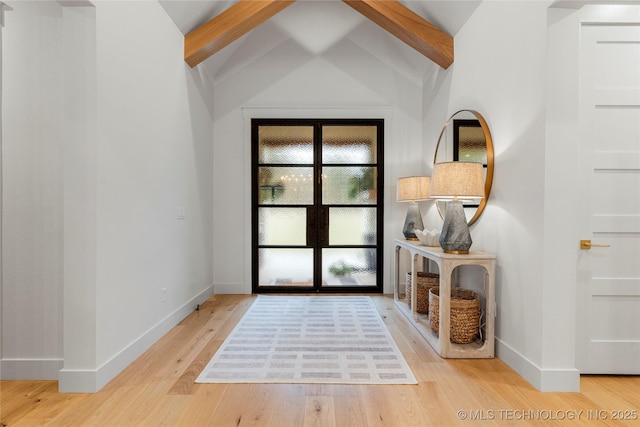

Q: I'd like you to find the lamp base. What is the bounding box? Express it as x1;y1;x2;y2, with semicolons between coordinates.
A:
439;200;472;254
402;202;424;240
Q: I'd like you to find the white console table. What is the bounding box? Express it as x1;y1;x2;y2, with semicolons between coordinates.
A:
394;238;496;358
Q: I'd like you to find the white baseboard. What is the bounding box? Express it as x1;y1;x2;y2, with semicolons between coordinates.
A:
214;282;249;294
59;285;214;393
57;369;99;393
539;367;581;392
0;358;63;380
496;338;580;392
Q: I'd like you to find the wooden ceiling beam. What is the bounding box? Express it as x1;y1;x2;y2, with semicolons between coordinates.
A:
184;0;296;68
342;0;454;69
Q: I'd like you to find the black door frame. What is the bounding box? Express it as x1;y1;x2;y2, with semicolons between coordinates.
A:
251;118;384;294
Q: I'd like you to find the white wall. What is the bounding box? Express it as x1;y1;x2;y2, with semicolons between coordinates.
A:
2;0;215;392
211;10;430;294
60;2;98;387
423;1;639;392
423;0;562;390
92;0;214;377
0;1;3;380
1;0;65;379
542;3;583;392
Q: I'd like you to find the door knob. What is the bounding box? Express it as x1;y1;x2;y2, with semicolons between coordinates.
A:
580;239;611;250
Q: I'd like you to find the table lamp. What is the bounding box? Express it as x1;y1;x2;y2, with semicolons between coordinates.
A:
429;162;484;254
397;176;431;240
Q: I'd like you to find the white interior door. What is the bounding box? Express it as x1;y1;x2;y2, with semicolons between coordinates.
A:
577;23;640;374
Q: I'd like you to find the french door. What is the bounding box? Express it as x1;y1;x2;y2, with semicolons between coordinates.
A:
252;119;383;293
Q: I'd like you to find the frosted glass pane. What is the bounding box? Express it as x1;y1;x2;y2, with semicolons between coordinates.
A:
329;208;376;245
258;126;314;164
322;248;376;287
259;208;306;246
322;167;377;205
457;126;487;163
322;126;377;164
259;248;314;287
259;167;313;205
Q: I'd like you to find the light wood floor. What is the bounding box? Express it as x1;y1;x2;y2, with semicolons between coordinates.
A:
1;294;639;426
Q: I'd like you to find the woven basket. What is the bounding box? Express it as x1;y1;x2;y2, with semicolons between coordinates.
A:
405;272;439;314
428;287;481;344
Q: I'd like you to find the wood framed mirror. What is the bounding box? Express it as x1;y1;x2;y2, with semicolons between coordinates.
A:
433;110;494;226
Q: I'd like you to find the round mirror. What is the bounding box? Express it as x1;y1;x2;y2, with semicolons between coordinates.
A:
433;110;494;225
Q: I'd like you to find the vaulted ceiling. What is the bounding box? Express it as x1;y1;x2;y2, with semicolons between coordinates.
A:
159;0;482;83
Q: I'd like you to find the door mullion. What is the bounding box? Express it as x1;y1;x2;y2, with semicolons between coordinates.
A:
318;206;329;247
306;206;316;247
314;123;323;291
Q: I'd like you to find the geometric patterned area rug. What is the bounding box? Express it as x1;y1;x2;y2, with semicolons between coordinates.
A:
195;295;417;384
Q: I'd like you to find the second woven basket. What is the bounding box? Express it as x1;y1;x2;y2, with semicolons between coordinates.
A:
428;286;481;344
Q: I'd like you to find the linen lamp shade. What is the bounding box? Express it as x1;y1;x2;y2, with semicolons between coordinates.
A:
429;162;484;200
397;176;431;240
397;176;431;202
